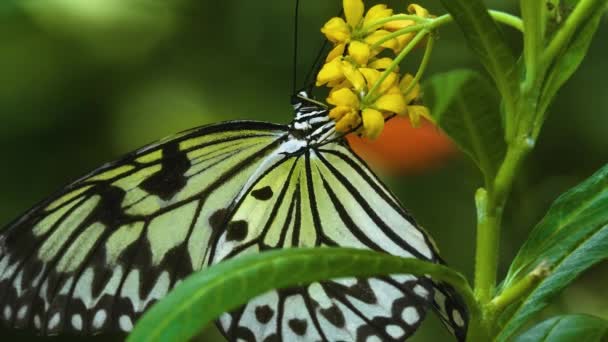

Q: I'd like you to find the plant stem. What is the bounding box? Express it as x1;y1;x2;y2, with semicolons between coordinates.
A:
429;10;524;32
364;29;428;103
361;14;427;32
401;35;435;96
488;261;550;315
520;0;544;93
541;0;606;66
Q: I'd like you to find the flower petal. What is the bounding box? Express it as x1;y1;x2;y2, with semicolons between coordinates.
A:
363;4;393;29
344;0;364;28
359;68;380;90
362;108;385;139
368;57;394;70
408;4;431;18
342;61;366;91
348;41;371;65
316;59;344;86
335;110;361;132
375;93;407;115
326;43;346;62
384;18;416;31
399;73;420;103
321;17;350;43
327;87;359;108
329;105;353;120
409;105;434;125
365;30;398;50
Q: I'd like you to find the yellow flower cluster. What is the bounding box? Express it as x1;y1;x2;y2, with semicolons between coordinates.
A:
316;0;433;139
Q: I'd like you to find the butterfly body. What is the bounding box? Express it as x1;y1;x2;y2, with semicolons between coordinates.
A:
0;93;467;340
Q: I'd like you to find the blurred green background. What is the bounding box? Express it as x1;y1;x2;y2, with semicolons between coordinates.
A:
0;0;606;340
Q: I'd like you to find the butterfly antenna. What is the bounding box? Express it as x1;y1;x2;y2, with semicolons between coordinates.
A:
303;7;343;92
292;0;301;95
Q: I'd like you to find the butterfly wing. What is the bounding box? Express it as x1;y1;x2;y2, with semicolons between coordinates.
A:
211;138;460;341
0;121;290;334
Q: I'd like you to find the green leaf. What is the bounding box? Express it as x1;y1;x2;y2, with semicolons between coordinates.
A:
514;314;608;342
127;247;473;342
423;69;506;181
538;2;605;122
438;0;518;118
497;164;608;340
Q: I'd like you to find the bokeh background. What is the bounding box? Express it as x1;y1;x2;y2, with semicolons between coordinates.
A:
0;0;606;340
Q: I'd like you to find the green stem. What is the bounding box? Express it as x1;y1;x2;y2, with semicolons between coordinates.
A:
541;0;606;66
428;10;524;32
364;29;428;103
520;0;544;93
401;35;435;97
370;10;523;51
488;261;550;315
361;14;427;33
369;24;427;50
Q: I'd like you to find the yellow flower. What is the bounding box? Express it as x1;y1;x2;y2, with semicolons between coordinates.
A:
321;17;351;43
316;58;343;86
344;0;364;28
408;4;431;18
368;57;395;70
348;41;371;66
320;0;395;66
362;108;385;139
327;88;359;108
326;88;363;133
326;43;345;62
407;105;433;127
362;4;393;30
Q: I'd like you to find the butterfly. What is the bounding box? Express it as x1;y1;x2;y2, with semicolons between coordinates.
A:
0;90;468;341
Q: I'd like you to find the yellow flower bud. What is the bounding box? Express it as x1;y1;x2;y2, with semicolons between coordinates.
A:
348;41;371;65
362;108;385;139
335;111;361;132
321;17;350;43
399;73;420;103
408;4;431;18
326;43;346;62
344;0;364;28
341;61;366;91
384;19;415;31
316;58;344;86
329;105;354;120
359;68;380;91
379;72;399;94
394;32;416;53
368;57;394;70
327;88;360;108
375;93;407;115
365;30;398;51
363;5;393;29
409;105;434;124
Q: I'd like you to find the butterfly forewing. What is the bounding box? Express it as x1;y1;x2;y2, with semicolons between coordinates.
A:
0;121;288;334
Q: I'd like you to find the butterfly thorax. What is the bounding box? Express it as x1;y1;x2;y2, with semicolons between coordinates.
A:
288;91;338;146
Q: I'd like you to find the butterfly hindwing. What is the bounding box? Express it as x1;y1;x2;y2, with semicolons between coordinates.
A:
213;137;438;341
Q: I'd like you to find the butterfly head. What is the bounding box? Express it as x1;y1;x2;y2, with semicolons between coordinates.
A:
289;90;340;145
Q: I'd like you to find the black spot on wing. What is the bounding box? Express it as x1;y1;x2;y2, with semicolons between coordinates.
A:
251;186;273;200
140;143;191;201
288;318;308;336
226;221;248;242
90;185;127;226
209;209;229;232
255;305;274;324
320;305;345;328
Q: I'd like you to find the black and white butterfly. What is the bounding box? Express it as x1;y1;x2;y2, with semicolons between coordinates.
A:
0;90;467;341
